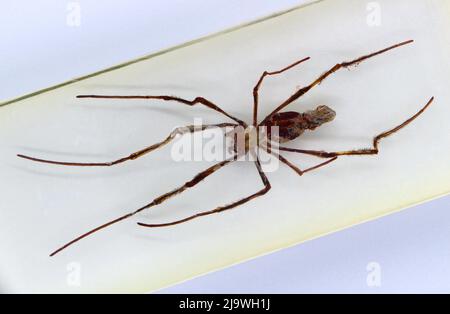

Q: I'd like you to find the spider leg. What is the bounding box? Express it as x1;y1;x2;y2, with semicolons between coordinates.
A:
137;158;271;228
266;148;337;176
278;96;434;158
260;40;414;125
77;94;247;126
252;57;310;126
49;156;236;256
18;123;236;167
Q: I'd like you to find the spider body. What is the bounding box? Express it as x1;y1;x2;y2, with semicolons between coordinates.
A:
17;40;434;257
227;105;337;157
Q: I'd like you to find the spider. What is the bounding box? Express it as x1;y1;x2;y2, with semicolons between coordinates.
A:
17;40;434;256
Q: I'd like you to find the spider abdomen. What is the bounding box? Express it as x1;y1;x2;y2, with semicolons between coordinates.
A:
265;111;306;143
264;106;336;143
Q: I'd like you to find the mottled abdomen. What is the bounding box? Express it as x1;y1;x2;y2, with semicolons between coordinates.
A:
264;105;336;143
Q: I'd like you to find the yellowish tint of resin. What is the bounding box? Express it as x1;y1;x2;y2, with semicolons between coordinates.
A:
0;0;449;293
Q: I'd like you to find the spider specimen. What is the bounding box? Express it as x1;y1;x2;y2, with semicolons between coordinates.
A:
17;39;434;257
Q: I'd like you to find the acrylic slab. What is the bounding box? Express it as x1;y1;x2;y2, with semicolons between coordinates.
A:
0;0;449;293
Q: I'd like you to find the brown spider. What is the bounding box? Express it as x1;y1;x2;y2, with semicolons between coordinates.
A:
18;40;434;256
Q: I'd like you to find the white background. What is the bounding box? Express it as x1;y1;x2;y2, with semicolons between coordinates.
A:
1;0;449;293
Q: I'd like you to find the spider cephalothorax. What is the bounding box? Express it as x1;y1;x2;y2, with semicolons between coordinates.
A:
17;40;434;256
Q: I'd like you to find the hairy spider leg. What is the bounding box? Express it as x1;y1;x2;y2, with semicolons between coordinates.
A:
77;94;247;126
137;158;271;228
18;123;237;167
252;57;310;126
49;156;238;256
260;40;415;125
278;97;434;158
